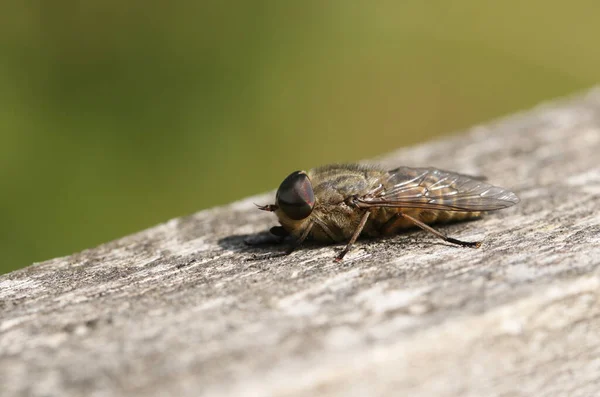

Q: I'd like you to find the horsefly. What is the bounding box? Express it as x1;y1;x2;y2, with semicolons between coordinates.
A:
257;164;519;261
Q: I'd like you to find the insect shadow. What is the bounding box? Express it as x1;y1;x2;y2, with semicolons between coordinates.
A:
219;225;475;262
218;230;324;261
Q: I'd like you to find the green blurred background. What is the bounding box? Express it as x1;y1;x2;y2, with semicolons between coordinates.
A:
1;1;598;274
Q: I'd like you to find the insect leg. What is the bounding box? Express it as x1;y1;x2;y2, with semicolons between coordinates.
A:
381;212;411;234
285;222;314;255
335;211;371;262
312;217;340;242
399;212;481;248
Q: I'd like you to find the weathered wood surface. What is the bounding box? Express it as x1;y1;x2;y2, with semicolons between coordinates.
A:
2;89;600;397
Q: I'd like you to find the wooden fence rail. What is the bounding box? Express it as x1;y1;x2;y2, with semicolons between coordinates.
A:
2;88;600;397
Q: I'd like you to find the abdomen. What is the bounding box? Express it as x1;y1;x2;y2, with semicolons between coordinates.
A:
367;208;482;236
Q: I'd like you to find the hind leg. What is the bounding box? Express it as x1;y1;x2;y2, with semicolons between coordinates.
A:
383;212;481;248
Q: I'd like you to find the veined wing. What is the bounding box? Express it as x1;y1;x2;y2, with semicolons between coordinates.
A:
358;167;519;212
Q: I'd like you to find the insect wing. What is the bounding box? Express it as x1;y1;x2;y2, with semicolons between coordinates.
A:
359;167;519;212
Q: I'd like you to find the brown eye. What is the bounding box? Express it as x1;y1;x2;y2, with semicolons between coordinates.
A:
276;171;315;220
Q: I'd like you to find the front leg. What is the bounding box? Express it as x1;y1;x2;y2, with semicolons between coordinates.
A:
335;210;371;262
284;222;314;255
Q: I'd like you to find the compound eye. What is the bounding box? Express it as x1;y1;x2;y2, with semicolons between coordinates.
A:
276;171;315;220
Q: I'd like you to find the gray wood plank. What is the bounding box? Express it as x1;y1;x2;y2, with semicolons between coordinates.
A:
2;88;600;397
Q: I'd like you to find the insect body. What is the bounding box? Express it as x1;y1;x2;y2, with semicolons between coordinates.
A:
258;164;519;261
